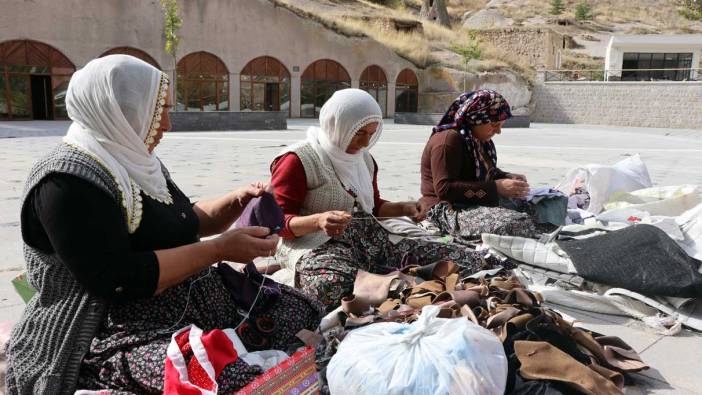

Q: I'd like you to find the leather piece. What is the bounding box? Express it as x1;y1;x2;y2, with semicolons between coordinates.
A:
515;341;624;395
352;270;401;306
572;330;649;373
341;295;370;316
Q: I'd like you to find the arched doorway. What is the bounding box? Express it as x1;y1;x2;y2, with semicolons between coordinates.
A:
176;51;229;112
0;39;75;120
301;59;351;118
240;56;291;116
100;47;161;69
395;69;419;113
360;65;388;117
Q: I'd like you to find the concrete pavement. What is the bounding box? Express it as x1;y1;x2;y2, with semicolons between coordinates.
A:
1;119;701;393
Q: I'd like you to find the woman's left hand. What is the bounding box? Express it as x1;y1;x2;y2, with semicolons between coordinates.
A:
508;173;528;182
234;181;269;207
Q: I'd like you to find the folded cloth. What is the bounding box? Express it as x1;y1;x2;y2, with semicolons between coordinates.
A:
557;224;702;298
527;187;567;201
236;191;284;233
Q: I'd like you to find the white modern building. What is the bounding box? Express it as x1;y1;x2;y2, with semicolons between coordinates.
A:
605;34;702;81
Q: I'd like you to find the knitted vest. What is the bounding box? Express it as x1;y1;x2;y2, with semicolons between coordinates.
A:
5;143;133;395
275;141;375;271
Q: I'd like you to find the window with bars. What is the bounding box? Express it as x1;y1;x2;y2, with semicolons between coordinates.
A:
300;59;351;118
395;69;419;113
176;52;229;112
240;56;291;115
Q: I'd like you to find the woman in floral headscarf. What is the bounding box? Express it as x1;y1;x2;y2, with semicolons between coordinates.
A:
419;89;541;240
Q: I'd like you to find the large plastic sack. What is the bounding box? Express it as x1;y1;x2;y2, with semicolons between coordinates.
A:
603;185;702;216
326;305;507;395
596;185;702;242
677;203;702;264
556;154;652;214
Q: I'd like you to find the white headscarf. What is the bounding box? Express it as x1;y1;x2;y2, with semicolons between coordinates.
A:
63;55;170;233
306;88;383;213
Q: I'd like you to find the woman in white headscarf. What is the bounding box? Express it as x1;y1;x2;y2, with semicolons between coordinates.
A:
5;55;323;394
270;88;492;310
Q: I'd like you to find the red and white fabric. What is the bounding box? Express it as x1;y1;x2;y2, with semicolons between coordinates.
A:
163;325;241;395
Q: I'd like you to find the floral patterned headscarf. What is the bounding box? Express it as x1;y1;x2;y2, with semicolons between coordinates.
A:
431;89;512;181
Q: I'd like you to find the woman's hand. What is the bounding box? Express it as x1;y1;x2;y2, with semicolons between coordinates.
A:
317;211;352;236
496;179;530;199
233;181;269;207
402;201;425;222
507;173;528;182
210;226;279;263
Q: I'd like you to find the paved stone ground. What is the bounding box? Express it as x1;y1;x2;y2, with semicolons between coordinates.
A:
1;119;702;394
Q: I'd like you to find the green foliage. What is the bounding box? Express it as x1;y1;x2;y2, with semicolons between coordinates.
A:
160;0;182;57
550;0;566;15
677;0;702;20
575;1;593;20
451;31;481;90
451;30;482;64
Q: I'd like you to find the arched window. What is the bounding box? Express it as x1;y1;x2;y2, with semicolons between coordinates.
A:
176;52;229;112
0;39;75;120
301;59;351;118
395;69;419;113
360;65;388;117
100;47;160;69
240;56;291;115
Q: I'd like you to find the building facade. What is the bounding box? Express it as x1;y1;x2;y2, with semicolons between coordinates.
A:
0;0;421;120
605;34;702;81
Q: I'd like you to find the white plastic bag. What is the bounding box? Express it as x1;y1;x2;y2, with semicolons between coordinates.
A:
556;154;653;214
326;305;507;395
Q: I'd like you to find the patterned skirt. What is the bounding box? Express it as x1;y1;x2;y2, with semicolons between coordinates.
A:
426;201;545;240
77;269;324;394
296;212;494;310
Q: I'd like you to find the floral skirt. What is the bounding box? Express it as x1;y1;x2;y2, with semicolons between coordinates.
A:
426;201;545;240
296;212;494;311
77;269;324;394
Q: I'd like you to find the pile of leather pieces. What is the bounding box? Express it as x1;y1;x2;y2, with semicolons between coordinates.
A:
316;261;649;395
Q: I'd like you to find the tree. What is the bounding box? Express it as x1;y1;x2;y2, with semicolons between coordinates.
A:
420;0;451;28
677;0;702;20
550;0;566;15
575;1;593;20
160;0;183;105
451;31;481;91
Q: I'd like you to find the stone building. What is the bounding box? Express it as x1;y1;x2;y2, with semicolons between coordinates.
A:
0;0;421;120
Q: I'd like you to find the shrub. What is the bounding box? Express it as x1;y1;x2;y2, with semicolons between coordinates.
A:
575;1;593;20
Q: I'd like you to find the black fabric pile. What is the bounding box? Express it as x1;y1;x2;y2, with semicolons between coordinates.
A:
557;224;702;298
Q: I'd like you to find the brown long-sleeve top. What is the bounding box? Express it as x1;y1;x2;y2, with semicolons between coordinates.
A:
420;129;509;211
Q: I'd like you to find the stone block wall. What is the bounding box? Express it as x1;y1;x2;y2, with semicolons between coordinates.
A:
170;111;287;131
476;28;564;70
532;82;702;129
418;68;532;115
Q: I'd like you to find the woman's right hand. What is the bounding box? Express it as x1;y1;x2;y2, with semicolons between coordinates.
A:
210;226;279;263
496;179;530;199
317;211;352;236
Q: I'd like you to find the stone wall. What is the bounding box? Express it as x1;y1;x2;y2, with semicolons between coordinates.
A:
532;82;702;129
475;27;564;70
394;113;530;128
417;68;532;115
170;111;287;131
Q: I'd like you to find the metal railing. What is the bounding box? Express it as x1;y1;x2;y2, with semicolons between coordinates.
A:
541;68;701;82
